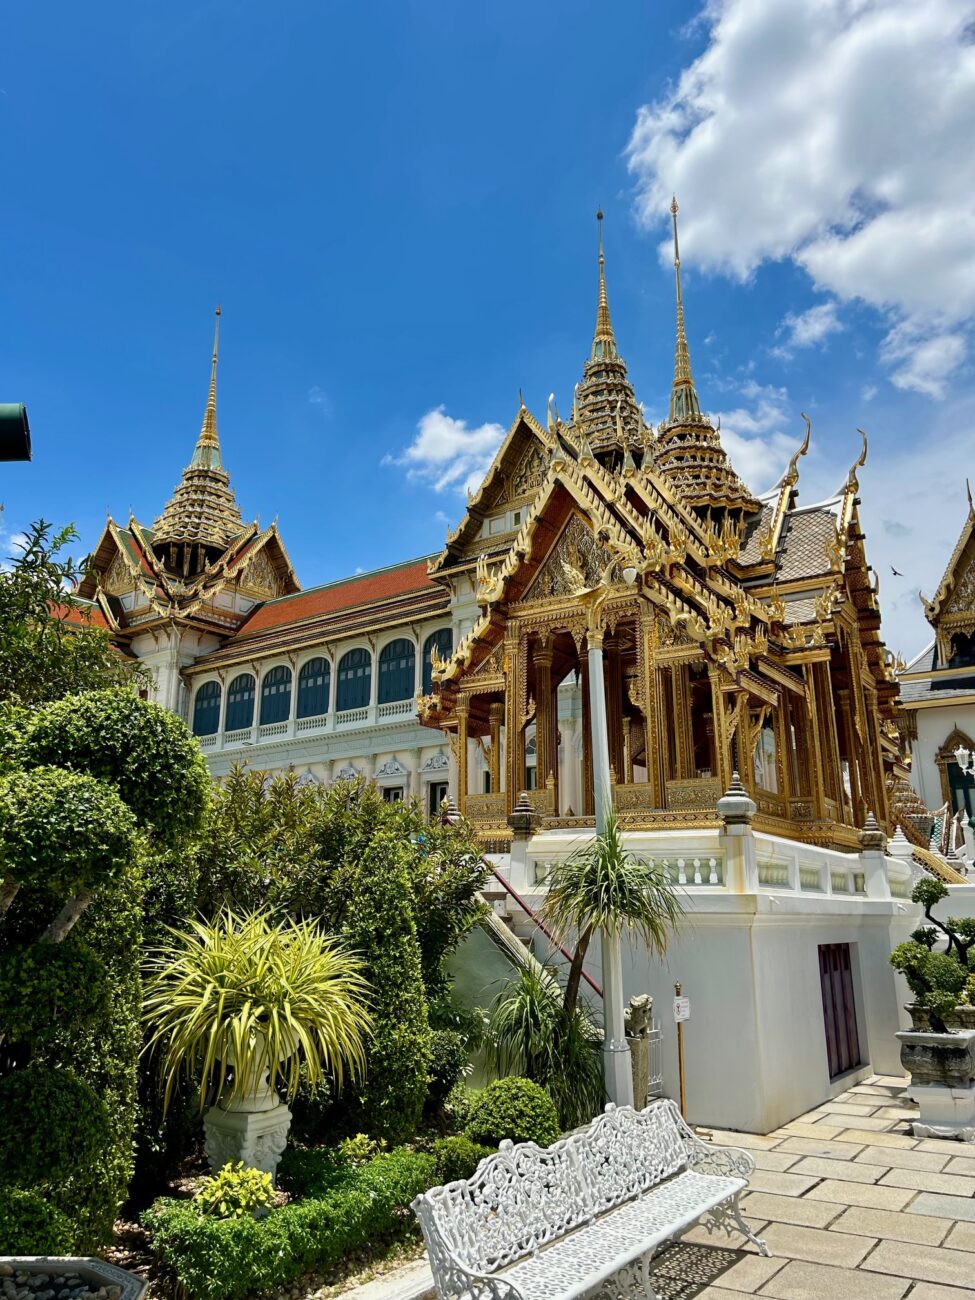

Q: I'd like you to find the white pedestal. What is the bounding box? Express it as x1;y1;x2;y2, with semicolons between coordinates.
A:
204;1099;293;1179
906;1082;975;1141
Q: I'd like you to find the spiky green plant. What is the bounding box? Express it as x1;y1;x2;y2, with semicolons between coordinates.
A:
541;811;683;1017
489;964;603;1128
143;908;373;1112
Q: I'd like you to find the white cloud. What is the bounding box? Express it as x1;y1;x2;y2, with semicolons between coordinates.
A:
773;301;843;358
387;406;506;495
307;385;332;418
861;384;878;402
709;379;797;493
626;0;975;397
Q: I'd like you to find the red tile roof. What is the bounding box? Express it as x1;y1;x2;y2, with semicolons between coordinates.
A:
234;556;440;637
53;600;111;629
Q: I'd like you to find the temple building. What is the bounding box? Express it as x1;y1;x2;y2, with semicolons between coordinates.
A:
76;310;455;811
419;205;899;851
897;491;975;859
75;212;902;849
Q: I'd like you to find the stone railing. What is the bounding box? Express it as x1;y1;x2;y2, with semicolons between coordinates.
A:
336;706;369;726
377;699;415;720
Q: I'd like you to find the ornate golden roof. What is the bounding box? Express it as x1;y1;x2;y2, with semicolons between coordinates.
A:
570;212;647;460
653;199;760;514
153;308;246;553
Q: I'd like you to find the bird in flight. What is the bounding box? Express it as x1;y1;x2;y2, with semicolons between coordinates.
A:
891;565;904;577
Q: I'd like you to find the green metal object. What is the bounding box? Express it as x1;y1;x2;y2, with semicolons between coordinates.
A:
0;404;31;461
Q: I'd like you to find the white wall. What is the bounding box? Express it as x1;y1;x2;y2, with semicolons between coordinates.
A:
911;702;975;809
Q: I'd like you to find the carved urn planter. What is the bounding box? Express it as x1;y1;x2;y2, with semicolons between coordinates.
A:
896;1016;975;1141
203;1028;297;1181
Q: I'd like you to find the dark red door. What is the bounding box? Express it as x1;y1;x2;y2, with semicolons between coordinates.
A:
819;943;861;1078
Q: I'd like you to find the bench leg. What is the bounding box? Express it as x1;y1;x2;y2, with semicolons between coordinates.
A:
640;1250;661;1300
728;1193;771;1258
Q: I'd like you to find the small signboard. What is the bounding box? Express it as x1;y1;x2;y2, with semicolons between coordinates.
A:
673;995;691;1023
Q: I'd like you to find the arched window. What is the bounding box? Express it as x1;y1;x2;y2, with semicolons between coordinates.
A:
192;681;221;736
225;673;256;731
259;665;292;725
378;638;416;703
297;657;330;718
422;628;453;694
337;648;371;712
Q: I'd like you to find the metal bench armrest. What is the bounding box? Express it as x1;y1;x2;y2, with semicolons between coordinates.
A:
684;1139;756;1179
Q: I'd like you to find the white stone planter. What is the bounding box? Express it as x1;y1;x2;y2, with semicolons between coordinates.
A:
896;1025;975;1141
202;1027;297;1180
0;1257;146;1300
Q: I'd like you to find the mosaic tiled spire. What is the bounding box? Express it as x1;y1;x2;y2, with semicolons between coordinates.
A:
653;199;759;513
572;211;646;460
153;308;246;557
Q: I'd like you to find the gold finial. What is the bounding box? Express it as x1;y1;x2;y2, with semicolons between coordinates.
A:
967;478;973;515
591;209;617;361
195;307;222;462
784;412;812;485
666;196;703;428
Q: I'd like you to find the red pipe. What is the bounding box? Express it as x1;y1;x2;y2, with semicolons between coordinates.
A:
483;858;603;998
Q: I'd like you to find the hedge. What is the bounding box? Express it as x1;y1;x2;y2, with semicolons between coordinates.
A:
465;1076;561;1147
145;1149;436;1300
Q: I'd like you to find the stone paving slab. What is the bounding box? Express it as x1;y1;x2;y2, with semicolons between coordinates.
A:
833;1127;917;1149
853;1143;950;1171
777;1136;867;1159
749;1148;801;1172
909;1286;975;1300
788;1155;886;1183
878;1166;975;1195
804;1178;915;1210
757;1222;875;1267
756;1260;910;1299
862;1238;975;1287
814;1113;895;1131
906;1190;975;1221
739;1190;839;1228
829;1203;950;1244
778;1120;846;1139
744;1168;822;1196
946;1154;975;1176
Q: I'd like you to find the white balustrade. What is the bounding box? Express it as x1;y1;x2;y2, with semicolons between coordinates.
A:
336;707;369;726
259;721;288;740
377;699;414;720
223;727;251;748
295;712;328;733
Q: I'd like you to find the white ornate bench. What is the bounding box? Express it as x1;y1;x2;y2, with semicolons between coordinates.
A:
412;1099;769;1300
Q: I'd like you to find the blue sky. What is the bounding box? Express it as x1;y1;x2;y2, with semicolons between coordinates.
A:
2;0;973;655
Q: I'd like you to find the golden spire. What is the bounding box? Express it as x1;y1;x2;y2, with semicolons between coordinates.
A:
192;307;222;470
669;198;701;422
591;210;618;361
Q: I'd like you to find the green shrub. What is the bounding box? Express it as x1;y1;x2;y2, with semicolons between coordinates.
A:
19;688;210;842
0;937;108;1041
333;829;432;1142
891;940;969;1030
442;1083;480;1132
146;1149;437;1300
0;1066;110;1186
338;1132;387;1167
427;1028;468;1109
194;1162;276;1220
0;765;137;905
465;1077;560;1148
432;1135;495;1184
0;1186;75;1255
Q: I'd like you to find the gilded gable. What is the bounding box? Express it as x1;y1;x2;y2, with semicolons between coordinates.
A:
104;550;136;597
238;549;282;599
523;512;611;602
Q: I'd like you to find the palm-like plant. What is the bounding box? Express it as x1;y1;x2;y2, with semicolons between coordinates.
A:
490;963;604;1127
541;812;683;1017
143;908;373;1112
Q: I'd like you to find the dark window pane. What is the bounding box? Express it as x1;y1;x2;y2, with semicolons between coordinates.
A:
337;648;372;711
226;673;256;731
378;637;417;703
422;628;453;695
260;665;292;725
297;657;330;718
192;680;221;736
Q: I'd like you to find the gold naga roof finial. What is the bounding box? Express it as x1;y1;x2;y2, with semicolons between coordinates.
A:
967;478;974;516
785;412;812;486
668;197;702;424
192;306;223;470
591;209;618;361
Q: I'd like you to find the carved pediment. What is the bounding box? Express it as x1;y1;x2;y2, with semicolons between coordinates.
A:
522;512;612;603
104;550;137;597
508;442;547;500
238;549;282;599
944;555;975;617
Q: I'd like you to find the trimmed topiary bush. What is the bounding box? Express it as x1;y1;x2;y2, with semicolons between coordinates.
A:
0;936;109;1042
194;1162;276;1220
432;1135;495;1184
0;1186;75;1255
146;1148;436;1300
0;1066;110;1186
19;688;210;843
464;1076;561;1148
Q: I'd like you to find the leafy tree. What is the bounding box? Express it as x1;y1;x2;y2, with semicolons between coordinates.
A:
0;520;145;707
541;812;682;1017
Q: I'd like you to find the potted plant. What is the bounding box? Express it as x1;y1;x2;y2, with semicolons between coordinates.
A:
891;878;975;1138
144;908;372;1178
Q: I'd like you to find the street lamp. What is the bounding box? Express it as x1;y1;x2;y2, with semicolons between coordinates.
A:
576;564;637;1108
955;744;974;776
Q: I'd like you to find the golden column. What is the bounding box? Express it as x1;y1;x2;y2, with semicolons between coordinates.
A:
605;634;625;782
455;694;470;815
504;629;524;807
489;701;504;793
534;634;557;805
580;655;594;816
802;662;828;821
707;666;733;792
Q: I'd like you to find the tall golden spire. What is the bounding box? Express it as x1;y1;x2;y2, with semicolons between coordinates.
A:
669;198;701;422
191;306;223;470
153;307;244;562
592;210;617;360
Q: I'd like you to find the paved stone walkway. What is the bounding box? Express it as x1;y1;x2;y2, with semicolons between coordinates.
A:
651;1073;975;1299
